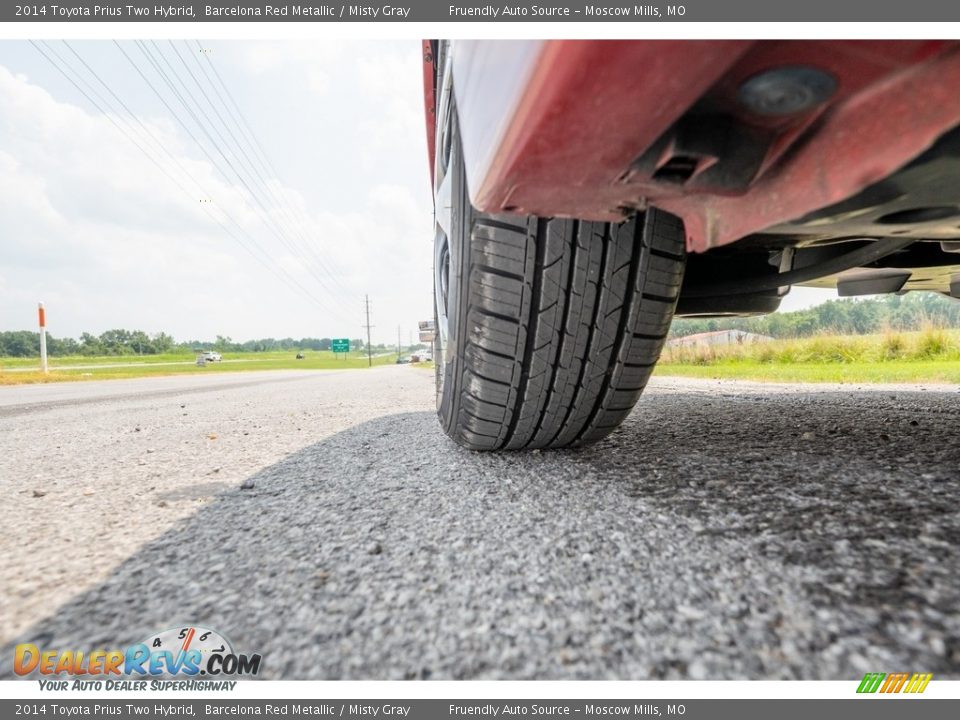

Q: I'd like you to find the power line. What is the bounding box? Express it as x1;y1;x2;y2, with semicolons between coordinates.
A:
31;40;343;318
192;40;352;294
62;42;217;209
171;40;349;297
108;40;276;269
183;41;350;295
140;40;352;312
114;39;354;319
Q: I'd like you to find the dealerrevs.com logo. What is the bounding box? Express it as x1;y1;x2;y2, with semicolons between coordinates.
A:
14;626;261;688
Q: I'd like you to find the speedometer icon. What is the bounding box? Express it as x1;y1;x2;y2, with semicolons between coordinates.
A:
141;626;234;674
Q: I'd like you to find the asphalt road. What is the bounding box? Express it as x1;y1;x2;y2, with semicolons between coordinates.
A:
1;367;958;680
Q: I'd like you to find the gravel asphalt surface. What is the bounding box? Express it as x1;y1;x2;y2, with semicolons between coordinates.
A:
2;366;958;679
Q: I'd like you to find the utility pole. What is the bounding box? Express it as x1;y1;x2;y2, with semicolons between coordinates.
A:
38;302;48;374
362;295;374;367
397;324;402;359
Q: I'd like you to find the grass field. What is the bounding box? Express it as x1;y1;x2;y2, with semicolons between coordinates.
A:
5;330;960;386
655;328;960;384
0;351;396;385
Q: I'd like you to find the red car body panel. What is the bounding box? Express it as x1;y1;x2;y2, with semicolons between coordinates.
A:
422;39;438;185
424;40;960;254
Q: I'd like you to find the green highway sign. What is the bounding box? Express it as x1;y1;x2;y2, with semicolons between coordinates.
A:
331;338;350;353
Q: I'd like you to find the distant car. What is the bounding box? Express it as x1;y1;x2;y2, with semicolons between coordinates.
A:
424;39;960;450
396;356;412;364
202;351;222;362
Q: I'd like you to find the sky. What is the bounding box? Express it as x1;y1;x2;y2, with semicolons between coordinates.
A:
0;40;833;345
0;39;434;346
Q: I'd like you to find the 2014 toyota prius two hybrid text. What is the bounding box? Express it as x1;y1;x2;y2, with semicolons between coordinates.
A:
423;40;960;450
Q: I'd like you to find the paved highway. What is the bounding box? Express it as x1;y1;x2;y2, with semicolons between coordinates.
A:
1;367;958;679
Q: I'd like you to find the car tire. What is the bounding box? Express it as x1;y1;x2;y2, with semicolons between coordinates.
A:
433;106;687;451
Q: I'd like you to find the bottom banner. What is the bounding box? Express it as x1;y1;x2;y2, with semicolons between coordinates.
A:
2;699;957;720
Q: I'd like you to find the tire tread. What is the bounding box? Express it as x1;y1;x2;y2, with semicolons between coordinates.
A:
446;209;685;450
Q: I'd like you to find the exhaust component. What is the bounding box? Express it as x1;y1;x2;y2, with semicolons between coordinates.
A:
683;237;915;298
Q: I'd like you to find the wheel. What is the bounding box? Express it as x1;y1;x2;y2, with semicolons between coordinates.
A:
432;99;687;451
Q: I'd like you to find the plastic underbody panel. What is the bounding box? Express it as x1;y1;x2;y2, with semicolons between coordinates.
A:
765;127;960;296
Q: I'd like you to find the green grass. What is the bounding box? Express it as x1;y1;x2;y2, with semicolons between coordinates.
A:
8;330;959;386
0;352;196;368
656;328;960;384
655;359;960;384
0;351;395;385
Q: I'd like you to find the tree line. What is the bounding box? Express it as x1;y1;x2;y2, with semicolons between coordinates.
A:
0;328;370;358
4;293;956;357
671;292;960;339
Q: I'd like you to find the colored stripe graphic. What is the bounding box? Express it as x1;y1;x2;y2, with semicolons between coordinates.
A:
857;672;932;694
881;672;900;692
905;673;933;693
857;673;885;693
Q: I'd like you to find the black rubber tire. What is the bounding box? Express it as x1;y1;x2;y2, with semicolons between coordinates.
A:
436;132;686;450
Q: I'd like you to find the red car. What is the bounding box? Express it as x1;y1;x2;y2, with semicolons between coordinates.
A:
423;40;960;450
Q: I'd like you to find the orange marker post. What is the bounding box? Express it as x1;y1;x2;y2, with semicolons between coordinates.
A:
38;302;48;373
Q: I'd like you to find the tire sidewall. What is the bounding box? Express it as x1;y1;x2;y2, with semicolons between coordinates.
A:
436;103;472;435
